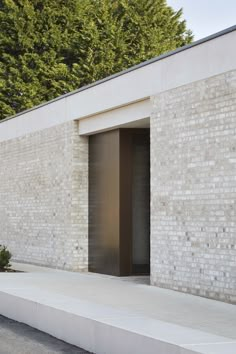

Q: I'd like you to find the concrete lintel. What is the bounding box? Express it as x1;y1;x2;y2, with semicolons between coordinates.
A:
79;99;151;135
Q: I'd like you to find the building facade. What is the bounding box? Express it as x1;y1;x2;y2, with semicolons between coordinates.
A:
0;27;236;303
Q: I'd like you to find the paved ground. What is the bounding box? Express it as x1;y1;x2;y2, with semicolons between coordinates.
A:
0;315;90;354
7;262;236;340
0;263;235;354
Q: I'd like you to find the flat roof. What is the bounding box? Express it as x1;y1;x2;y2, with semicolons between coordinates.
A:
1;24;236;124
0;25;235;142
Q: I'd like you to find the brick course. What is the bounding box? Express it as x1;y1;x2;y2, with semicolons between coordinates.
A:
0;121;88;271
150;69;236;303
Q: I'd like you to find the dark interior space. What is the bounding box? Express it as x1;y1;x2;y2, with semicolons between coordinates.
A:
89;128;150;276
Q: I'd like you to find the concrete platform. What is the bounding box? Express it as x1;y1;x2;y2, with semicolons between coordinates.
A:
0;314;89;353
0;262;235;354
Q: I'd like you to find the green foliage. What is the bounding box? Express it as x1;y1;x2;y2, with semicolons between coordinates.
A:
0;0;193;120
0;245;12;270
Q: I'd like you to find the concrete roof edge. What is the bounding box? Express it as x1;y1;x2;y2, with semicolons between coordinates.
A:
1;24;236;124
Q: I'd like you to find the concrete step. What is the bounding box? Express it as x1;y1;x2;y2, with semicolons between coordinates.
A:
0;264;235;354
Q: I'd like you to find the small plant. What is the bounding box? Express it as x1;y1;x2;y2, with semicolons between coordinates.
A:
0;245;12;271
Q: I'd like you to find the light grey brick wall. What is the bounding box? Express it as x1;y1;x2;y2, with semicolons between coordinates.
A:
0;121;88;271
151;69;236;304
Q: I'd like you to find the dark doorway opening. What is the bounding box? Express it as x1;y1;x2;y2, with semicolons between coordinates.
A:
89;128;150;276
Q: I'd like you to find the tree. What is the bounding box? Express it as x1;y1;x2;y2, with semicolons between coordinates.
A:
0;0;193;120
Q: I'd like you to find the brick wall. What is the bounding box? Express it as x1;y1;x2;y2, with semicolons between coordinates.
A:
0;121;88;271
151;69;236;303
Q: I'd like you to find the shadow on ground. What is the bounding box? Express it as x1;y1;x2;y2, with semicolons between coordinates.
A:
0;315;90;354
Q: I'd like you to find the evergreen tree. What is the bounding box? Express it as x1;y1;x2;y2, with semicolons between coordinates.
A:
0;0;193;120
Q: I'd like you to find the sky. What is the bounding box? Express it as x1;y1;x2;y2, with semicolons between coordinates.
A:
167;0;236;40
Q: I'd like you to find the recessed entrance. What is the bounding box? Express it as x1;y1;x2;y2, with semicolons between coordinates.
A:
89;128;150;276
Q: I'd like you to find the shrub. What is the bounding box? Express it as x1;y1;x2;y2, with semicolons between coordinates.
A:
0;245;12;271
